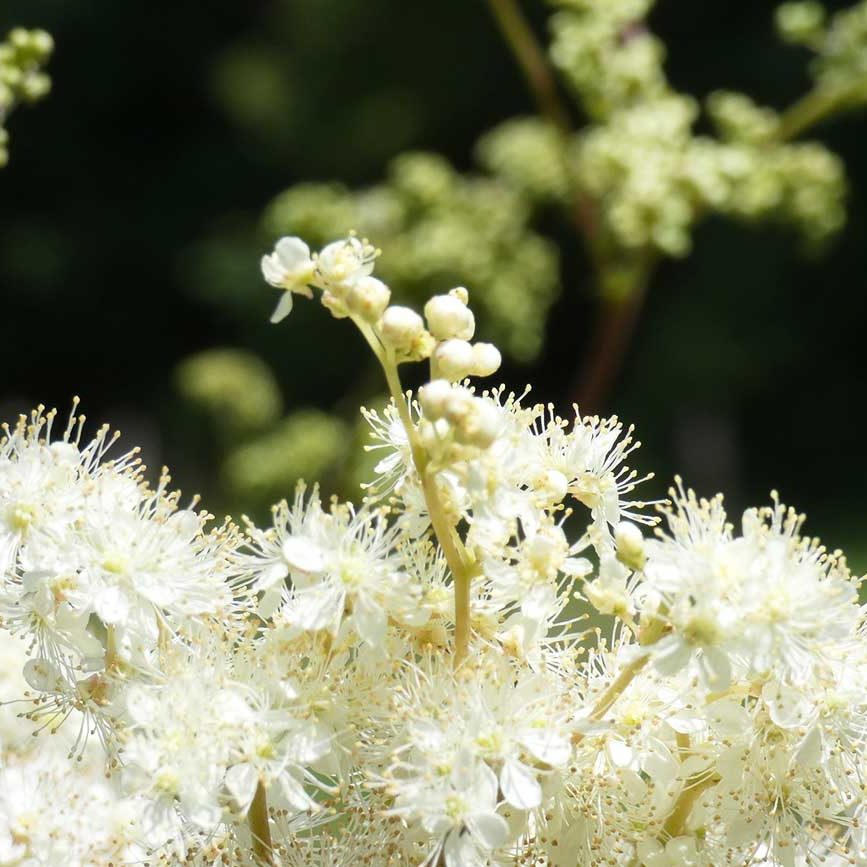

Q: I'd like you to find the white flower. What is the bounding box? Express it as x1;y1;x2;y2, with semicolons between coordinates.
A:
641;484;863;690
392;756;508;867
316;236;376;294
260;236;315;323
244;484;428;645
379;651;571;863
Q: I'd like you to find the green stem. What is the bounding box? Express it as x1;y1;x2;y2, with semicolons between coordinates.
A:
357;317;475;665
572;617;666;744
248;781;274;865
775;84;851;142
661;773;721;839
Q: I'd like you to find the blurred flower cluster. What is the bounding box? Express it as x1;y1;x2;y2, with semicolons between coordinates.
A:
177;0;867;513
0;28;52;168
2;234;867;865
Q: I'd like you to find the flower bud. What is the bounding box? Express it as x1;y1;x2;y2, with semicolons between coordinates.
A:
434;339;474;381
380;306;426;350
469;342;502;377
449;286;469;306
346;276;391;323
424;294;475;341
615;521;646;571
441;386;476;425
453;398;500;449
418;379;453;419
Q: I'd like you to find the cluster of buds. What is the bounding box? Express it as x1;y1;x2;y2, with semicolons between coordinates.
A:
0;28;53;167
417;380;501;453
426;290;502;381
263;235;504;457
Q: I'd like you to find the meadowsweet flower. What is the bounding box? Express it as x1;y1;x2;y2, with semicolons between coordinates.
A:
261;237;315;323
244;484;428;645
640;483;863;690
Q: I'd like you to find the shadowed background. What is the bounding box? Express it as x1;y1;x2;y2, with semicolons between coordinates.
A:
0;0;865;565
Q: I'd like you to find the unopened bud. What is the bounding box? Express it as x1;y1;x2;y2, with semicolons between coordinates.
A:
441;386;476;425
380;306;426;350
418;379;453;419
434;339;474;381
776;2;825;44
453;398;500;449
424;294;475;341
346;276;391;323
30;31;54;60
615;521;646;571
449;286;469;305
469;342;501;377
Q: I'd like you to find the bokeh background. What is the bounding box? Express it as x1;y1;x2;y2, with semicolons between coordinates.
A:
1;0;865;564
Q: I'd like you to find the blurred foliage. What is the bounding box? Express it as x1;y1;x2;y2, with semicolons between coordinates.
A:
0;28;52;167
222;409;349;512
0;0;865;565
175;349;283;438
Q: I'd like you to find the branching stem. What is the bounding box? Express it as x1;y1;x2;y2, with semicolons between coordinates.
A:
661;772;721;839
775;84;852;142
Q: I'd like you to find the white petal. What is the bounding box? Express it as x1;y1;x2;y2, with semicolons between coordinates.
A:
23;658;62;692
255;561;290;591
167;509;201;539
499;759;541;810
653;635;692;675
181;784;222;830
261;254;285;286
468;761;499;806
352;596;387;647
285;720;331;764
698;646;731;692
270;291;294;324
275;236;311;268
94;585;130;624
606;737;634;768
796;725;822;767
517;728;570;767
293;583;342;632
279;773;316;811
257;585;285;619
465;812;509;851
281;536;325;573
762;681;813;729
225;763;259;813
706;699;750;736
666;713;706;735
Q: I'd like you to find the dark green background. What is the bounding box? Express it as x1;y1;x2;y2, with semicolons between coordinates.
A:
1;1;864;563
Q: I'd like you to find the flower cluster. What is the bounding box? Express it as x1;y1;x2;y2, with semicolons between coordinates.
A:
0;28;52;168
543;0;849;254
2;233;865;866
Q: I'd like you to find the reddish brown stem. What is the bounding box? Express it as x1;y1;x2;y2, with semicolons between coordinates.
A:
483;0;572;132
570;273;650;414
